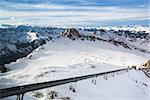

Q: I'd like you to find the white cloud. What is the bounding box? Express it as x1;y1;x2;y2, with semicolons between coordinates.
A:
0;3;149;26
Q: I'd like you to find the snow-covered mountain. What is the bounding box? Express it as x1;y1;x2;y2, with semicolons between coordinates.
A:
0;25;64;66
0;25;149;66
0;25;150;100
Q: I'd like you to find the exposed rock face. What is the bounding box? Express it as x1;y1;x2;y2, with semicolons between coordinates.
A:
0;65;9;73
108;39;130;49
140;60;150;69
139;60;150;78
0;25;64;66
97;29;107;35
0;39;46;66
62;28;81;40
62;28;97;41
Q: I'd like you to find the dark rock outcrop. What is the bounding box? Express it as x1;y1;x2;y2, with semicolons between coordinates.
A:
0;65;9;73
61;28;81;40
140;60;150;69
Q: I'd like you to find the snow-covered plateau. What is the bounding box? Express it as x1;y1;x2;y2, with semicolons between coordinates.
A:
0;25;150;100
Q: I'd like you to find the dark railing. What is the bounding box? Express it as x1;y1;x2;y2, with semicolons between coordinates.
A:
0;68;131;99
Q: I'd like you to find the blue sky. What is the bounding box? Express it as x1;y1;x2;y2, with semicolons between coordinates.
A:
0;0;149;26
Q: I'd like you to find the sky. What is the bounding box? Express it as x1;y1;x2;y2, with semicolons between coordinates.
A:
0;0;150;26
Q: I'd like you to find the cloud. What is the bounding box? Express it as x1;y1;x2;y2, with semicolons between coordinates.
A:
1;0;149;7
0;0;149;26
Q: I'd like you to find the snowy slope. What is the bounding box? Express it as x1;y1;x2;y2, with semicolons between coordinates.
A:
2;69;150;100
0;25;149;66
0;25;64;65
0;25;150;100
77;26;150;52
2;38;148;85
